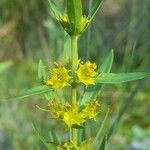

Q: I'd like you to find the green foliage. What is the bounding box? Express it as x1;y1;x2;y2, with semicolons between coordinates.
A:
4;85;53;101
93;109;109;146
0;0;150;149
63;33;71;63
88;0;104;22
67;0;82;34
95;72;150;83
99;136;107;150
48;131;61;145
48;0;61;19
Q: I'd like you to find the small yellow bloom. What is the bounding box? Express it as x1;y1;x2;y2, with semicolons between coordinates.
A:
83;100;100;119
77;61;98;85
63;103;85;128
45;66;70;89
48;100;64;119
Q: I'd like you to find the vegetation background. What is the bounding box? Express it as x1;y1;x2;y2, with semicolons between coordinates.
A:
0;0;150;149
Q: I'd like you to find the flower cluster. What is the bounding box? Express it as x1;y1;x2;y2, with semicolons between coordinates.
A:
77;61;98;85
45;61;98;89
48;100;100;128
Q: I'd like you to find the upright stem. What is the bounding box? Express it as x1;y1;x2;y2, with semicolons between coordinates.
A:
70;35;78;146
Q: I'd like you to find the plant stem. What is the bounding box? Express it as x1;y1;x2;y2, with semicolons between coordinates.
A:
70;35;78;146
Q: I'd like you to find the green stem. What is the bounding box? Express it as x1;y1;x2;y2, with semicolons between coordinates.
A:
70;35;78;146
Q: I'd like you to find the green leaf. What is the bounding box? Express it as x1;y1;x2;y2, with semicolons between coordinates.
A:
38;60;47;82
93;109;109;146
63;33;71;62
67;0;82;33
88;0;104;22
33;124;54;150
95;72;150;84
44;91;54;100
99;49;114;73
99;135;107;150
48;131;61;145
3;85;53;101
0;60;12;73
48;0;61;19
80;50;114;105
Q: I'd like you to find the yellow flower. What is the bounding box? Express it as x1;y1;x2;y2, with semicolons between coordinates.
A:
77;61;98;85
48;100;64;119
63;103;85;128
83;100;100;119
45;66;70;89
47;100;100;128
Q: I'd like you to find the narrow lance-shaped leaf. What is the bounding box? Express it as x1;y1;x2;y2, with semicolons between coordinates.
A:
95;72;150;84
48;0;61;19
98;49;114;73
48;131;61;145
3;85;53;101
88;0;104;22
80;50;114;105
67;0;82;33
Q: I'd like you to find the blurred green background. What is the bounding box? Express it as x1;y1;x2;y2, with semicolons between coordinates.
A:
0;0;150;149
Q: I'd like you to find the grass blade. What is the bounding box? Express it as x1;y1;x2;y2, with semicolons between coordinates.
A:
48;0;61;19
88;0;105;22
99;135;107;150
